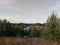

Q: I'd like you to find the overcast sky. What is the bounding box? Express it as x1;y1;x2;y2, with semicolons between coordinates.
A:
0;0;60;23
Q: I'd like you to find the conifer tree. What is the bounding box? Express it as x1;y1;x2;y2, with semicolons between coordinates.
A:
43;12;59;41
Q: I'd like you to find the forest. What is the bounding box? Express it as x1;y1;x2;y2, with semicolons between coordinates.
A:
0;12;60;42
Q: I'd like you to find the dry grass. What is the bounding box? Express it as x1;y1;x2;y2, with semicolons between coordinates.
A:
0;37;60;45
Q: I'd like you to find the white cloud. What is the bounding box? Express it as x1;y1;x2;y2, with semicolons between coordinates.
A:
0;0;50;23
49;0;60;10
0;13;46;23
0;14;20;23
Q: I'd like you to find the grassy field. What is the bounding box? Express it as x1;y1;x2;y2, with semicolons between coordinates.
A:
0;37;60;45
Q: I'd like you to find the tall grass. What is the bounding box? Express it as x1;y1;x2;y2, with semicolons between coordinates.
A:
0;37;59;45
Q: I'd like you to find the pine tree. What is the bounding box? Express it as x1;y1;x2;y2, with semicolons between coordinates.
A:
43;12;59;41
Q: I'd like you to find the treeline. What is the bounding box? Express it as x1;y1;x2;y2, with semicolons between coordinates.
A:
0;12;60;42
0;19;43;37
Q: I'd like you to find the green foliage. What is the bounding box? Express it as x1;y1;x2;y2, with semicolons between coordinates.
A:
42;12;60;42
0;12;60;43
29;25;41;37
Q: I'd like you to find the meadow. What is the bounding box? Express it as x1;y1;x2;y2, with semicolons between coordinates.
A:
0;37;60;45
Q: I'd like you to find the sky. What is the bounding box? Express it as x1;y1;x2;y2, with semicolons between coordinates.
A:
0;0;60;23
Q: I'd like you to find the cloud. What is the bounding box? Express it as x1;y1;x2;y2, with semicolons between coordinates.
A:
0;0;21;11
0;13;46;23
0;0;10;4
0;14;20;23
0;0;44;11
0;0;49;12
0;0;50;23
49;0;60;10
